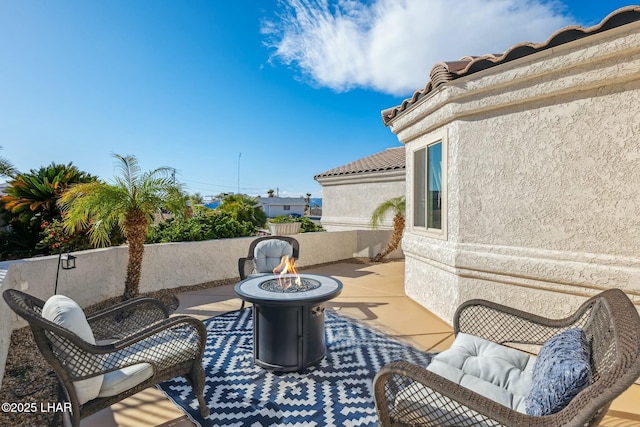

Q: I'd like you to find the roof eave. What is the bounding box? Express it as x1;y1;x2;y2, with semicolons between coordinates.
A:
315;168;406;186
381;5;640;127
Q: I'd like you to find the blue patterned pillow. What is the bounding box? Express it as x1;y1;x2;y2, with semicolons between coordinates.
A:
525;328;592;416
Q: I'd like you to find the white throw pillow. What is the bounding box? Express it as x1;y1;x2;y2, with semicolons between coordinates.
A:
42;295;104;405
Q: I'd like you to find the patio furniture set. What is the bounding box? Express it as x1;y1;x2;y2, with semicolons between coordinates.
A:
3;236;640;426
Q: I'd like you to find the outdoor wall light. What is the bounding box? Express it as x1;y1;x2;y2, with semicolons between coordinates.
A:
55;250;77;295
61;252;77;270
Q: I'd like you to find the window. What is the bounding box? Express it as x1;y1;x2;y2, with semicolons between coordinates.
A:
413;137;445;237
283;205;291;210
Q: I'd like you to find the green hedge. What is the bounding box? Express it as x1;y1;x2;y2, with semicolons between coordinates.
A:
270;215;324;233
147;210;256;243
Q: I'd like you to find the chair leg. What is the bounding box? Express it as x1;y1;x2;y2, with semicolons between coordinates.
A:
52;380;78;427
50;382;63;427
191;363;210;418
240;300;246;310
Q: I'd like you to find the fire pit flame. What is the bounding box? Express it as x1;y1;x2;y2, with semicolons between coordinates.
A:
273;255;302;290
256;256;321;293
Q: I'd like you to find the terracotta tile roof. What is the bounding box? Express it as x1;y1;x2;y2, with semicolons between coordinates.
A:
382;5;640;126
314;147;405;179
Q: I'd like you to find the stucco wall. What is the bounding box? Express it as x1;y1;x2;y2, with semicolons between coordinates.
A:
318;170;406;232
0;229;397;388
391;22;640;323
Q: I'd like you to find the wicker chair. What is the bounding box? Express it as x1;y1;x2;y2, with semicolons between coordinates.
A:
237;235;300;309
3;289;210;427
374;288;640;427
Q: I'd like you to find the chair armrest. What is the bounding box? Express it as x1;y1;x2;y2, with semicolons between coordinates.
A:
374;361;532;427
238;257;253;281
87;297;170;341
375;360;604;427
454;298;593;345
60;315;207;381
107;315;206;352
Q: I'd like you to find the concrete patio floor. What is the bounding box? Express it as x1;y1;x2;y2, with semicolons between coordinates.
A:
84;260;640;427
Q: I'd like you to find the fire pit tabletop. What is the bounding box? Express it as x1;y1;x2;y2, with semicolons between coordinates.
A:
235;273;343;305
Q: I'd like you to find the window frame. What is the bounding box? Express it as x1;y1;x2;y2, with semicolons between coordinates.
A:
410;130;448;240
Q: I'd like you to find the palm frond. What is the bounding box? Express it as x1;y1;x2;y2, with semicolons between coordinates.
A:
0;146;17;178
112;154;141;193
371;196;406;229
58;182;128;247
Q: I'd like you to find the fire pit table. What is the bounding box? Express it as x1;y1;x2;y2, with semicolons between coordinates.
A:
234;273;343;373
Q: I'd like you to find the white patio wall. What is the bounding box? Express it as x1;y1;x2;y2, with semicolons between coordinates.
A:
0;229;400;388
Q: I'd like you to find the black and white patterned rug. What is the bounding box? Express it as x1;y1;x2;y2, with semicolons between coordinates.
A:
158;309;434;427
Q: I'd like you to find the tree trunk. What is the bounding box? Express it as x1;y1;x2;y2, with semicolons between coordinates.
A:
373;214;405;262
123;209;148;300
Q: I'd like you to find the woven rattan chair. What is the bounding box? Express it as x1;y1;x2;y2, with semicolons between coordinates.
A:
3;289;210;427
374;288;640;427
237;235;300;309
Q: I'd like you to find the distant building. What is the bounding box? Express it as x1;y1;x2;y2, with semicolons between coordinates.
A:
258;197;306;218
314;147;405;231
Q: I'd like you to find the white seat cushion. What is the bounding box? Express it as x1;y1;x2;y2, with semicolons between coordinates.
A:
254;239;294;272
428;333;535;412
98;363;154;398
395;333;535;424
97;327;197;398
42;295;104;405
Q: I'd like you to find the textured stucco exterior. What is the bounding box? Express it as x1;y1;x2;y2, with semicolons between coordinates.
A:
317;170;405;232
389;23;640;323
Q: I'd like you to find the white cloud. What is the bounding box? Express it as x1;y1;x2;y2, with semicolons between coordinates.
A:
262;0;573;95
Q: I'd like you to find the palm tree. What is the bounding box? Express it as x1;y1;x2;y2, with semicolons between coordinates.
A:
370;196;406;262
218;193;267;228
0;162;95;255
304;193;311;214
0;146;16;178
58;154;184;300
1;162;95;223
190;192;204;205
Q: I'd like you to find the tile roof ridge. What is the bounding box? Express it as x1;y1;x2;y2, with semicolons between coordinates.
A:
382;5;640;126
314;146;405;179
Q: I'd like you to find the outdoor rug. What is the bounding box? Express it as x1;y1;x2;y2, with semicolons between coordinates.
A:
158;309;434;427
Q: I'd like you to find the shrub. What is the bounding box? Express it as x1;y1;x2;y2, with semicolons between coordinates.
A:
37;218;125;254
269;215;324;233
147;210;256;243
216;194;267;228
38;219;92;252
269;215;296;224
299;217;324;233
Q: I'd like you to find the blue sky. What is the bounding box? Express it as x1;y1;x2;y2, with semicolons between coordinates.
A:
0;0;633;199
